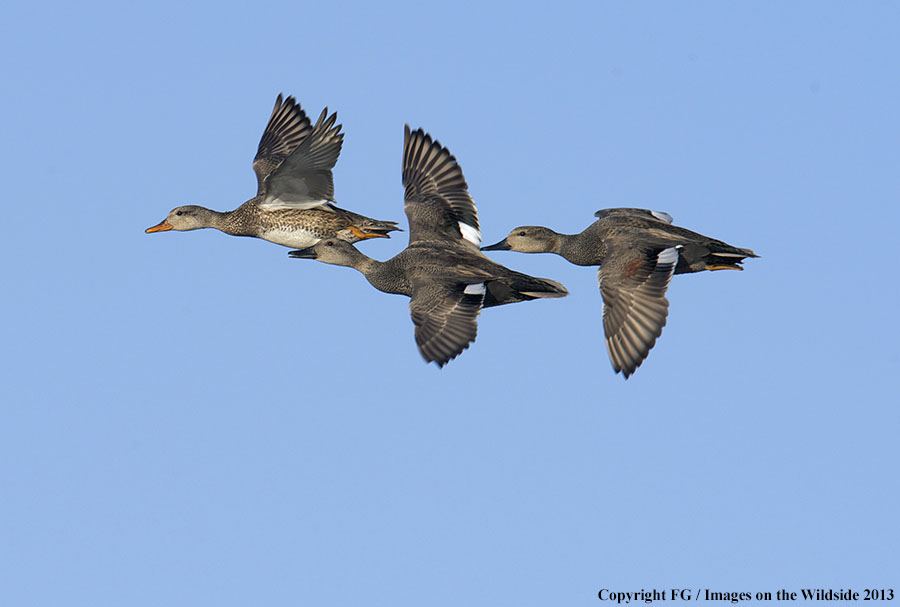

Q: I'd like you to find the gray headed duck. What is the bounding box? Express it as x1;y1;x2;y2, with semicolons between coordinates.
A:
289;126;568;367
146;94;399;247
482;208;757;378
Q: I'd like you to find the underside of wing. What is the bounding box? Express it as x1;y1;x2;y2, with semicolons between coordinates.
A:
402;125;481;247
598;245;679;378
258;106;344;210
253;95;314;196
409;280;485;367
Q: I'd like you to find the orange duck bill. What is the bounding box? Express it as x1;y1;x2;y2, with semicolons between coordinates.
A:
145;219;173;233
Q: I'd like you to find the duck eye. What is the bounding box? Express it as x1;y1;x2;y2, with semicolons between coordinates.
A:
176;211;183;216
517;231;526;236
325;241;334;246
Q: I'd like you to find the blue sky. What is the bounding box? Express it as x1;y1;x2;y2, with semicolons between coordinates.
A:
1;1;898;605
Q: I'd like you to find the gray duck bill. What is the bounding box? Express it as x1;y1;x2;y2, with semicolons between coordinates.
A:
480;239;510;251
288;247;317;259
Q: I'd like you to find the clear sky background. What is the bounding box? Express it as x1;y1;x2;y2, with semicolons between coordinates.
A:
1;2;897;605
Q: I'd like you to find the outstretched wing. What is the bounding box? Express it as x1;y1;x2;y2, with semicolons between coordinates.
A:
402;125;481;248
253;95;314;195
254;97;344;210
409;279;486;367
598;245;679;378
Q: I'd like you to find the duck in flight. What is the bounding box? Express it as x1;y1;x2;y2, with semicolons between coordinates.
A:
482;208;757;378
289;126;568;367
146;94;399;246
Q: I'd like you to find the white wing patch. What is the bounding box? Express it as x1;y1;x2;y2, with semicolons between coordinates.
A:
459;221;482;245
651;210;673;224
658;246;679;265
259;196;331;211
464;282;486;295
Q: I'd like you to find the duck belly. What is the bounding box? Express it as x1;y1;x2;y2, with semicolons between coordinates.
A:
260;228;322;249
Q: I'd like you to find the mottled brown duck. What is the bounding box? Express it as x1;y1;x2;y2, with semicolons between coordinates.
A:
146;94;399;247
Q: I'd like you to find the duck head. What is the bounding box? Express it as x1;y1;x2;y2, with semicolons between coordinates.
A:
288;238;364;267
145;205;219;233
481;226;559;253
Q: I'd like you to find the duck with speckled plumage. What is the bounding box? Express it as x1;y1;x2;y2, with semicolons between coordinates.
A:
146;94;399;247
